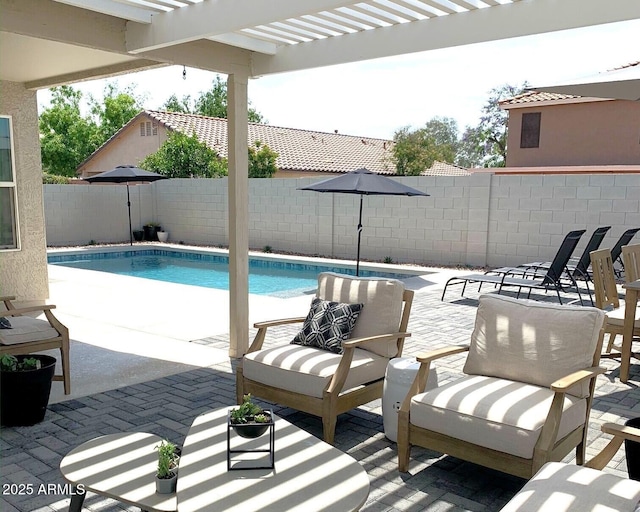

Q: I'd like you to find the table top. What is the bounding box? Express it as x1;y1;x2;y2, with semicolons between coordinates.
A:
60;432;177;512
177;408;370;512
624;279;640;291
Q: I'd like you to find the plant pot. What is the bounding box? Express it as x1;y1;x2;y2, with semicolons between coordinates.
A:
157;231;169;243
1;355;56;426
232;422;270;439
155;472;177;494
132;230;144;242
143;225;161;241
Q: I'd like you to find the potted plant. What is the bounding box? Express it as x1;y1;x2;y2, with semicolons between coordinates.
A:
157;230;169;243
0;354;56;426
143;223;161;241
155;440;179;494
229;394;273;439
132;229;144;242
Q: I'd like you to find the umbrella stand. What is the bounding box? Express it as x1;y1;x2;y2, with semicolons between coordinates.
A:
356;195;363;276
126;184;132;246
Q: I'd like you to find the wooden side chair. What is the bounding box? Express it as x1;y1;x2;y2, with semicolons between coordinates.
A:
398;294;606;479
0;296;71;394
236;272;413;445
623;244;640;284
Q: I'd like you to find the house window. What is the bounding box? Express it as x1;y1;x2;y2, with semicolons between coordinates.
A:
0;116;19;250
140;121;158;137
520;112;541;148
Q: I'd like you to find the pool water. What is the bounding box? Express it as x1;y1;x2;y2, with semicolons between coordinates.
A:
48;250;415;298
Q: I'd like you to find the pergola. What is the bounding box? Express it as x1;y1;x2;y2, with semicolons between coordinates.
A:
2;0;639;357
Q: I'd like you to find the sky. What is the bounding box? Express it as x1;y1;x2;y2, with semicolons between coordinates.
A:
37;19;640;140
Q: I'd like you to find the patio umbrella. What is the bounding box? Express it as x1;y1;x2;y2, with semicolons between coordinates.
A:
84;165;168;245
532;62;640;101
298;168;429;275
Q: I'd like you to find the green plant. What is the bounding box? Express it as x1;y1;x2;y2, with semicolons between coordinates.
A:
263;245;272;253
145;222;160;228
155;440;178;479
0;354;41;372
89;240;96;245
230;394;265;425
383;256;394;264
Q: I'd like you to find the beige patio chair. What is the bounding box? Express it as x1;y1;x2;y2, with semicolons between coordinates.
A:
623;243;640;283
499;422;640;511
590;248;640;366
398;294;606;479
236;272;413;445
0;296;71;394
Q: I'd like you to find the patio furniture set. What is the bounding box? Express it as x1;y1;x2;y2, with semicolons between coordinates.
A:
3;238;640;511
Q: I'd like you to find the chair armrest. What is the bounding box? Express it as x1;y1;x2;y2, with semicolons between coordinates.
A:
1;305;57;317
601;422;640;443
550;366;606;392
584;422;640;470
342;332;411;349
415;345;470;363
0;296;16;303
253;317;306;329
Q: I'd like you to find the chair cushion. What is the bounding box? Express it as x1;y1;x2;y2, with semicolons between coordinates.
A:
499;462;640;512
317;272;405;358
243;344;390;398
463;294;605;398
604;303;640;328
0;316;59;345
291;298;363;354
410;375;586;459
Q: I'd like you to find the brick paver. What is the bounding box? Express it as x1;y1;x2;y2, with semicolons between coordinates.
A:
1;283;639;512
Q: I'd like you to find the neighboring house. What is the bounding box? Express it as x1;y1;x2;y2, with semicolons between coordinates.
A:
77;111;394;178
500;91;640;167
421;160;470;176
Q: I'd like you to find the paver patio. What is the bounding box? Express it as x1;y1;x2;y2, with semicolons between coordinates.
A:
1;273;639;512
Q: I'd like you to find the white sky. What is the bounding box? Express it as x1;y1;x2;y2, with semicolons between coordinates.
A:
37;19;640;140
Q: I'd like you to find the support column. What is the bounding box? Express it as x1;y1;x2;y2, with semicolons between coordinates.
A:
227;73;249;358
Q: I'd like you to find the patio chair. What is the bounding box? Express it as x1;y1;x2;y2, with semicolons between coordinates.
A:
236;272;413;445
499;422;640;511
441;230;586;304
398;294;606;479
611;228;640;277
622;243;640;284
0;296;71;394
590;248;640;378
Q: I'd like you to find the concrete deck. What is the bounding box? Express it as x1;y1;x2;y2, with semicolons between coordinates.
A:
1;256;639;512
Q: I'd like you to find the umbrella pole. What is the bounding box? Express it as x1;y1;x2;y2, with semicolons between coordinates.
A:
356;195;363;276
126;183;133;246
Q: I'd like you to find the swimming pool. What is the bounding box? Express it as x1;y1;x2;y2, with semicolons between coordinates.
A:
48;249;418;298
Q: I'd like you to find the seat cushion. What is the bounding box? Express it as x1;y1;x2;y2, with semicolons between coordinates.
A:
605;303;640;328
410;375;586;459
499;462;640;512
0;316;59;345
463;294;605;398
317;272;405;358
243;345;390;398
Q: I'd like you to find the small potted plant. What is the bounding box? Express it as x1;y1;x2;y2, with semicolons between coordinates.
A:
143;223;161;241
132;229;144;242
155;440;179;494
157;230;169;243
229;394;273;439
0;354;56;426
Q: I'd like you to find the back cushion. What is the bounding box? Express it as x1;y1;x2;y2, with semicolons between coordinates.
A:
317;272;405;357
463;294;605;398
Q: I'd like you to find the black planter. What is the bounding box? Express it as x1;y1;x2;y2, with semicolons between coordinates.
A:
625;417;640;480
132;230;144;242
143;225;161;241
232;423;270;439
1;355;56;426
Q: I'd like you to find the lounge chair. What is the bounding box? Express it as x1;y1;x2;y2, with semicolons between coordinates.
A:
236;272;414;445
611;228;640;277
0;296;71;394
441;229;585;304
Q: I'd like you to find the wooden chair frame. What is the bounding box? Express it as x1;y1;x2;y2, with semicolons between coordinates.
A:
623;243;640;284
236;289;414;445
1;296;71;394
398;328;605;479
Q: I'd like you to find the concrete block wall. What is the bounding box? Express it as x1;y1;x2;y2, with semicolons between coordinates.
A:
43;173;640;268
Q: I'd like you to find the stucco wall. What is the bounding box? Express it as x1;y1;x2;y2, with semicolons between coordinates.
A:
0;81;49;301
43;173;640;268
506;100;640;167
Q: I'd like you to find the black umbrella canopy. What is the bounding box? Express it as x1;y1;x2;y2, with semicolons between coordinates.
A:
84;166;168;246
298;168;429;275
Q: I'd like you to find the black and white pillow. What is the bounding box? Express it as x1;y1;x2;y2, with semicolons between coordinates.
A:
0;317;11;329
291;298;364;354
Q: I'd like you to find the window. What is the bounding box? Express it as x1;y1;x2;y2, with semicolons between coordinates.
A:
140;121;158;137
0;116;19;250
520;112;541;148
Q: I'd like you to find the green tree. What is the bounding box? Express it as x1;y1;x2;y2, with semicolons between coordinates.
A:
392;116;459;175
248;141;278;178
39;86;101;177
90;83;144;141
161;94;194;114
456;125;488;168
139;130;228;178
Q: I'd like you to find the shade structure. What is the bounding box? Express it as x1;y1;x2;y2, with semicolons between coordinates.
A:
532;62;640;101
85;166;168;245
299;168;429;275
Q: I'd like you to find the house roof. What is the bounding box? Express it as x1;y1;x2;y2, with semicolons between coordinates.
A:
421;160;469;176
500;91;581;105
145;110;394;174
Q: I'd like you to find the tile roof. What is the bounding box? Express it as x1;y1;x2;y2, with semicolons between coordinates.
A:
421;160;470;176
146;111;395;175
499;91;581;105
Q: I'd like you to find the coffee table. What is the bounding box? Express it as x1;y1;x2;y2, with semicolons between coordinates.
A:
60;432;177;512
177;407;370;512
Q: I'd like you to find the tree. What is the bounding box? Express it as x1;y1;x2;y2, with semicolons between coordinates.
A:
392;116;459;175
456;125;489;168
39;86;101;177
139;130;227;178
90;83;145;141
248;141;278;178
161;94;193;114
